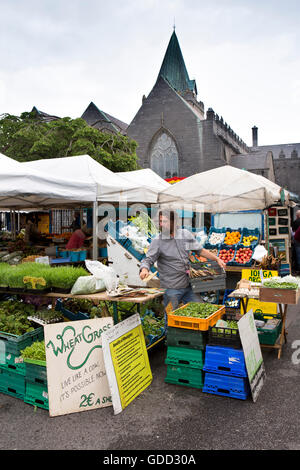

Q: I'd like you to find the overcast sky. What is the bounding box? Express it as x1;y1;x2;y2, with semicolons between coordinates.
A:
1;0;300;147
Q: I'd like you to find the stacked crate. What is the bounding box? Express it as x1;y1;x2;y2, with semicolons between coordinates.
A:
165;303;225;390
202;345;250;400
165;327;207;389
0;327;48;409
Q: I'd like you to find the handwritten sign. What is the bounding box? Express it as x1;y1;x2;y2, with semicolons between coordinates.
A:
242;269;278;315
102;313;152;415
238;309;266;402
44;317;113;417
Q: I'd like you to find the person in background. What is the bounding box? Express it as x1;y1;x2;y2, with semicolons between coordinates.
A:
70;211;81;231
292;210;300;233
293;225;300;273
291;210;300;272
139;210;226;312
24;215;40;245
66;224;92;250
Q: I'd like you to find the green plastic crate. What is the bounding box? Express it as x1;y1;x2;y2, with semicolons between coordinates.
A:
167;327;207;350
0;351;26;375
0;327;44;356
165;346;204;369
254;313;282;346
165;364;204;389
24;380;49;410
25;361;47;386
0;367;25;399
257;320;282;345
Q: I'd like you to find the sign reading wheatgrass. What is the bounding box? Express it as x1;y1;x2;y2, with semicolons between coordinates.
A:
238;309;266;402
44;317;113;417
102;313;152;415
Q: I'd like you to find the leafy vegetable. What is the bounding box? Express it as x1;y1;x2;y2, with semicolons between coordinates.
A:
20;340;46;361
172;302;221;319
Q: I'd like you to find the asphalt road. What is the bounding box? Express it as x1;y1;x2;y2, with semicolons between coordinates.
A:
1;305;300;453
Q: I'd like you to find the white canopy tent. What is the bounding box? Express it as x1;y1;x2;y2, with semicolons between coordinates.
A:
22;155;159;203
0;152;21;168
158;165;293;212
20;155;163;258
117;168;170;193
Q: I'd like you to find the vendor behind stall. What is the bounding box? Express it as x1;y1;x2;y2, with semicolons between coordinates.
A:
24;215;40;245
66;224;92;250
139;210;226;311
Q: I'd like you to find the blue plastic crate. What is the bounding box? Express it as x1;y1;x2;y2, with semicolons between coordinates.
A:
223;289;241;309
222;227;243;247
240;228;260;247
217;244;237;266
203;345;247;377
206;227;226;247
202;372;250;400
123;238;146;261
69;251;80;262
231;244;255;267
55;299;90;321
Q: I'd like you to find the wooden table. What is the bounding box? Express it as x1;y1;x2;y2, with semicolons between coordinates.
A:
8;288;165;325
229;287;299;359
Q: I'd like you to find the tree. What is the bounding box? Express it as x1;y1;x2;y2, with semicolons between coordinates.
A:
0;112;139;172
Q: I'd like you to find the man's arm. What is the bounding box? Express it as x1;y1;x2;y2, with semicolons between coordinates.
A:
200;247;226;270
139;238;160;280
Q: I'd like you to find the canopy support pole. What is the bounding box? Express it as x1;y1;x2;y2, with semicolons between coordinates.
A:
92;201;98;260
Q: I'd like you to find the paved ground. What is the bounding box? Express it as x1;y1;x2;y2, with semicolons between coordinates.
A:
0;305;300;452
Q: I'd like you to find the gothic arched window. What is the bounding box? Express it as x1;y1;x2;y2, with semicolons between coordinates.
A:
150;132;179;178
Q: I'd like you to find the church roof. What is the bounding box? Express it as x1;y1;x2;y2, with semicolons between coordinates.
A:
251;142;300;159
157;31;197;95
81;102;128;133
31;106;60;122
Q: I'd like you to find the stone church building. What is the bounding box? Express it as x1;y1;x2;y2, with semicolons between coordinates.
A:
31;30;300;197
125;30;300;197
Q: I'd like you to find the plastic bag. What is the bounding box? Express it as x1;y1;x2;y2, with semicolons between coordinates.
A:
71;275;105;295
252;245;268;262
85;260;119;293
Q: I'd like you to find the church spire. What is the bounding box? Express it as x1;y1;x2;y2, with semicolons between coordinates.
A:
157;30;197;95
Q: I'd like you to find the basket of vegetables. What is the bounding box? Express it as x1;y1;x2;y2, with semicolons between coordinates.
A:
168;302;225;331
189;260;226;293
259;276;300;304
208;312;242;349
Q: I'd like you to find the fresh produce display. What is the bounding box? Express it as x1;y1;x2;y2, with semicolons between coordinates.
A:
29;309;64;324
172;302;221;319
0;299;36;335
0;262;89;292
189;253;208;263
129;212;158;237
225;299;239;307
20;340;46;361
218;248;235;264
207;232;225;245
142;314;164;337
241;235;258;246
234;247;253;265
61;298;111;318
223;231;241;245
189;263;220;279
263;279;299;289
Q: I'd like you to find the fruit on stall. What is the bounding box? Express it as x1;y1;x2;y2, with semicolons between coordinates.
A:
242;235;258;246
234;247;253;264
224;231;241;245
208;232;225;245
218;248;235;264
